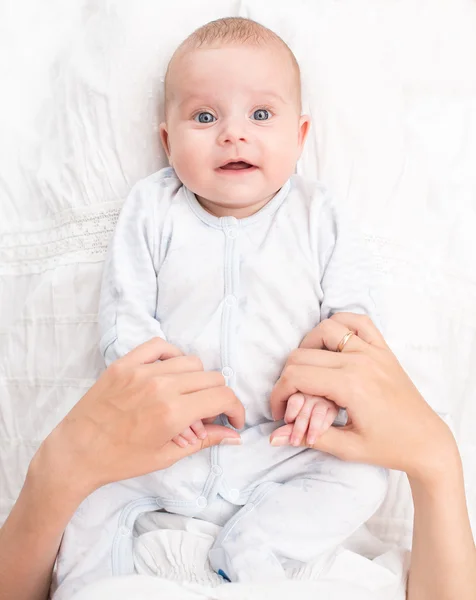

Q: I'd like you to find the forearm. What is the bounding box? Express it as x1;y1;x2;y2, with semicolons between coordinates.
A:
0;455;83;600
407;452;476;600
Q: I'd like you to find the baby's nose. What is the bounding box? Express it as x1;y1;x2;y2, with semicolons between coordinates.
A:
217;119;248;145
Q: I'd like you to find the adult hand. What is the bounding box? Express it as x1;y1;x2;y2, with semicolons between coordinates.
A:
33;337;244;502
270;313;457;484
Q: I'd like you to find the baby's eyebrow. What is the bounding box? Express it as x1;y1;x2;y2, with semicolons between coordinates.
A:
176;90;290;110
177;94;209;109
256;91;289;105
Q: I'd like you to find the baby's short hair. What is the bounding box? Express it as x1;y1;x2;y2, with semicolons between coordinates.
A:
164;17;302;113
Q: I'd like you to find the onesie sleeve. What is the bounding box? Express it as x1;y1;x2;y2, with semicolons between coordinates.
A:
98;179;165;366
317;193;380;328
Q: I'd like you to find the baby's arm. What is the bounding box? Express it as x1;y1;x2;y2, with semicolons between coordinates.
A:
286;190;379;446
99;180;166;365
98;180;206;447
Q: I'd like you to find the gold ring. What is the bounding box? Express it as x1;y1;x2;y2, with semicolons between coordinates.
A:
337;331;354;352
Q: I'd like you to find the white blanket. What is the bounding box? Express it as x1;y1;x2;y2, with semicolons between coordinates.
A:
1;0;476;596
69;515;408;600
70;566;407;600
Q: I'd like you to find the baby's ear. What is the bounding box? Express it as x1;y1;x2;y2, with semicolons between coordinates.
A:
298;115;311;154
159;122;172;164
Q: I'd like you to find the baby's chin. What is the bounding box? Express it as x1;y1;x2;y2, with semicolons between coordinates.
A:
196;190;276;219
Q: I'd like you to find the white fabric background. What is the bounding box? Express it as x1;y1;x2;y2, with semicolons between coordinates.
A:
1;0;475;562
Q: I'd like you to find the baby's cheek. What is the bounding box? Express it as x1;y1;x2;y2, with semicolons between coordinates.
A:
264;133;301;186
171;149;202;187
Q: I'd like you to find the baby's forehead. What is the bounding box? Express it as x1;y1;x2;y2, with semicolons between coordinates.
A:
165;42;300;109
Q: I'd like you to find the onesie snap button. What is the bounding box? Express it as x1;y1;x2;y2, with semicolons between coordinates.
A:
196;496;208;508
221;366;234;378
226;227;238;239
119;526;130;536
212;465;223;476
225;294;237;307
244;502;254;512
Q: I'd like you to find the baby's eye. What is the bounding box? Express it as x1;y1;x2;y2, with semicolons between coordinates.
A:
194;112;216;124
252;109;271;121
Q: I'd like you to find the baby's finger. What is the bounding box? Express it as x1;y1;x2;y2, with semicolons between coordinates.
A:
172;434;189;448
290;398;314;447
191;420;207;440
161;424;242;466
284;393;305;424
179;427;198;445
308;399;342;445
270;366;346;421
306;404;329;446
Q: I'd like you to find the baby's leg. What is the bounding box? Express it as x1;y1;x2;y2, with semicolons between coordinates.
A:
209;457;388;582
51;479;161;600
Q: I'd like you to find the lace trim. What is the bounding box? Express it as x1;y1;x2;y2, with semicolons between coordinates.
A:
0;201;123;274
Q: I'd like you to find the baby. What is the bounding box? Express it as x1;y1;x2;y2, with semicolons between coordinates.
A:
52;18;388;595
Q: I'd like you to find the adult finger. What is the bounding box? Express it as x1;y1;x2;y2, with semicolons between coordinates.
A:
270;422;363;462
330;313;388;349
174;370;226;394
269;423;293;446
299;318;367;353
117;337;184;366
270;366;348;421
309;425;366;462
181;386;245;430
140;355;204;376
286;348;345;368
160;424;242;466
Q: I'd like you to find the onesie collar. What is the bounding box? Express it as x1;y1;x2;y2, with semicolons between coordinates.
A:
183;179;291;230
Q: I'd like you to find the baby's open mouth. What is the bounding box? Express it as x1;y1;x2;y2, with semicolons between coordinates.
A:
219;161;255;171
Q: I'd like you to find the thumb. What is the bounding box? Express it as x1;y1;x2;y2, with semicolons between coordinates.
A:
270;423;364;463
310;426;364;462
199;424;242;448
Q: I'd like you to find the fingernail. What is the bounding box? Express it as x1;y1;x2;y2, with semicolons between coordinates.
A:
198;431;207;440
307;436;316;446
270;436;290;447
190;437;198;445
220;437;242;446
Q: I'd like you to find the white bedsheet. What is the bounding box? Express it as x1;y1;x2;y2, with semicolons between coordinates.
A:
1;0;475;587
66;513;409;600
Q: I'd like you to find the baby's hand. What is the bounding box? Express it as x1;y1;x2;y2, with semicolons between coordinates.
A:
172;420;209;448
285;393;339;447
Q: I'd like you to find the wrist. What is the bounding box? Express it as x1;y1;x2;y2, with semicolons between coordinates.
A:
28;434;93;513
407;428;463;493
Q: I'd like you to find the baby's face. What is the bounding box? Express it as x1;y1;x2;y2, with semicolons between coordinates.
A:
161;44;310;217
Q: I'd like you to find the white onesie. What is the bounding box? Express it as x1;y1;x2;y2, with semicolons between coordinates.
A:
51;168;387;598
